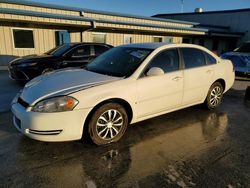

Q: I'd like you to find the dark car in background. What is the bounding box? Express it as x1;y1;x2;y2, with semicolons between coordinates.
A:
8;43;113;82
221;41;250;78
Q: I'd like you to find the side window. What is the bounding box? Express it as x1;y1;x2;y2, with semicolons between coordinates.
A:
147;49;179;73
182;48;206;69
94;45;110;56
205;52;217;65
71;46;90;57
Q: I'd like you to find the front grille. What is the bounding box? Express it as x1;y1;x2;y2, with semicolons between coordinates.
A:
18;97;29;108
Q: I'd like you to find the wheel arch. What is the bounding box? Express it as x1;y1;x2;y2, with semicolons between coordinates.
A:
83;98;133;135
213;78;226;91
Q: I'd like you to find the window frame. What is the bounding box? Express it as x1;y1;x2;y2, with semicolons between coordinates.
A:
139;48;182;78
124;35;133;44
165;36;173;43
153;36;163;43
92;32;107;43
11;28;35;50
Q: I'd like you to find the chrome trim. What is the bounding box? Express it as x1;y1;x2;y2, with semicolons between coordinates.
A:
29;129;62;135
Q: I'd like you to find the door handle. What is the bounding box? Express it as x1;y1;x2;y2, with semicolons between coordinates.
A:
172;76;182;81
206;70;212;74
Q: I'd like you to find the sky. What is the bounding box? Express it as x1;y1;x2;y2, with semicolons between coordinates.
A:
30;0;250;16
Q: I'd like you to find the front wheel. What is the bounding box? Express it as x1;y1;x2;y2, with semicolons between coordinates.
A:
88;103;128;145
204;82;224;110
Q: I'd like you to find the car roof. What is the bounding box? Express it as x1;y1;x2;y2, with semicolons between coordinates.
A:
120;42;171;49
65;42;113;47
120;42;206;50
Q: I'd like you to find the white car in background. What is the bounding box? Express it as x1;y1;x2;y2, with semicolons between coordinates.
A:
11;43;235;145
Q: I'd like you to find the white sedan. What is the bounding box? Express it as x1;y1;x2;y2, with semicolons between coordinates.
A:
11;43;235;145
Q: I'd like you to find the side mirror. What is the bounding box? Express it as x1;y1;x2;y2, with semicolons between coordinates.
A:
146;67;164;77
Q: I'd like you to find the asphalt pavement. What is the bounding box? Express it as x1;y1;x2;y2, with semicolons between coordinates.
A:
0;70;250;187
0;71;22;113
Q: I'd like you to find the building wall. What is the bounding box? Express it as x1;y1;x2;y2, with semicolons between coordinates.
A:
0;24;183;65
190;38;229;55
0;1;200;66
83;31;182;46
157;12;250;44
0;2;194;29
0;26;57;65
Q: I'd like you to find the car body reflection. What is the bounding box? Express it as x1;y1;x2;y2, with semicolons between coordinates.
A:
10;108;228;187
82;109;228;187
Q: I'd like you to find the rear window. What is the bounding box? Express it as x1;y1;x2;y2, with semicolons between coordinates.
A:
205;53;217;65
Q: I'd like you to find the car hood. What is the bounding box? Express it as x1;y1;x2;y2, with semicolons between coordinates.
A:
20;69;121;105
10;54;55;65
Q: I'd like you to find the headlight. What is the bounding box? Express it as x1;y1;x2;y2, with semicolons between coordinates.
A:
31;96;79;113
18;62;38;67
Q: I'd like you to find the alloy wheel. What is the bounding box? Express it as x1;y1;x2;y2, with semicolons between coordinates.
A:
210;86;222;107
96;109;124;140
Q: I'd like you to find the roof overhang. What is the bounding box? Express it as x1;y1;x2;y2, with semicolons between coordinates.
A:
0;8;207;36
0;0;199;26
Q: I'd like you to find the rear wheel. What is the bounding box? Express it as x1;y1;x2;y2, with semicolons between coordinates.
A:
88;103;128;145
204;82;224;110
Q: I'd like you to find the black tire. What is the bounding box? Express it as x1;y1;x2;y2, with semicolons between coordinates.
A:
88;103;128;145
204;82;224;110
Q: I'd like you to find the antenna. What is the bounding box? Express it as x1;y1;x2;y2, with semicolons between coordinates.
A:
181;0;184;13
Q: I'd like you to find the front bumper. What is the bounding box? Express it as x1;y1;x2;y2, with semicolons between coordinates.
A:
11;102;91;142
8;66;30;81
8;65;42;81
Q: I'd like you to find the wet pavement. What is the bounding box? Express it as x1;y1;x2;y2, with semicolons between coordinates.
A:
0;71;250;187
0;71;22;113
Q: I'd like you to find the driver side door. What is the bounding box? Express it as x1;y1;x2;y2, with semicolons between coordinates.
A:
136;48;184;119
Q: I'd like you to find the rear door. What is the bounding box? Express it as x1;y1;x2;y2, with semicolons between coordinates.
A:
181;48;215;105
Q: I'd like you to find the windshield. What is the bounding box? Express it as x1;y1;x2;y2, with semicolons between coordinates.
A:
234;42;250;53
86;47;152;77
44;44;73;56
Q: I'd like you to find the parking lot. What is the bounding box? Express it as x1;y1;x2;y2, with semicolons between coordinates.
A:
0;70;250;187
